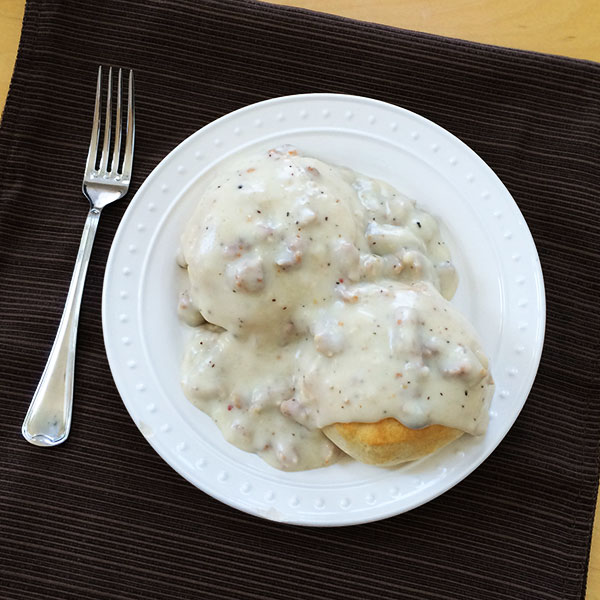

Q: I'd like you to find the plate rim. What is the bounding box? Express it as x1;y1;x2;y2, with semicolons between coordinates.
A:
102;92;546;526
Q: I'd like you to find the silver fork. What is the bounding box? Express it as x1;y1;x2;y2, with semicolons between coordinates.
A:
22;66;135;447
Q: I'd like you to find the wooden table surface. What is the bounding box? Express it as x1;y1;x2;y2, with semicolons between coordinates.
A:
1;0;598;595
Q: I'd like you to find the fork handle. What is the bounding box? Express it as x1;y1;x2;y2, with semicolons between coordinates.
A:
22;207;101;447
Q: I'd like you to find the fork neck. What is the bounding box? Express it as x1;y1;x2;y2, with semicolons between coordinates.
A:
79;208;101;267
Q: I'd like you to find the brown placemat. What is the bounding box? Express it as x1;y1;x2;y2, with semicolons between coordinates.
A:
1;1;599;598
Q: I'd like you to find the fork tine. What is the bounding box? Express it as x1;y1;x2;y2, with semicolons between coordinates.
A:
99;66;113;173
85;66;103;175
121;70;135;179
111;69;123;174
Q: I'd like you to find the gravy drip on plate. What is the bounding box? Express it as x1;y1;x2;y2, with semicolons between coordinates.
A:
178;147;492;471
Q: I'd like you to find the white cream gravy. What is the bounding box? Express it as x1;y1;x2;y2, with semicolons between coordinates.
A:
178;147;493;471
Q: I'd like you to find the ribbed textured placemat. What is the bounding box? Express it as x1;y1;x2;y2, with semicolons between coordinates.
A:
1;1;599;598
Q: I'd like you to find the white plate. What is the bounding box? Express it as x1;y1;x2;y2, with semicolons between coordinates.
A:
102;94;545;526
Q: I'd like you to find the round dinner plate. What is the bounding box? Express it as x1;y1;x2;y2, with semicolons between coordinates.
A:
102;94;545;526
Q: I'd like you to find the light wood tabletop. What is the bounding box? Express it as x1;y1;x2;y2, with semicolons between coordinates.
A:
1;0;598;595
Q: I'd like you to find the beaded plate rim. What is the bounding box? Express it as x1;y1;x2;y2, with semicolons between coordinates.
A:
102;93;545;526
